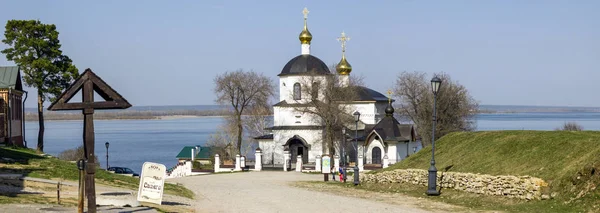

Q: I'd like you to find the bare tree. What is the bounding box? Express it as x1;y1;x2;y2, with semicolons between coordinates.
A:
205;115;238;161
214;70;275;155
556;122;583;131
291;71;364;155
393;71;478;146
244;106;272;139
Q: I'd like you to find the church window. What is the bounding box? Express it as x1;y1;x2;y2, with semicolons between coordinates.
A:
293;83;301;100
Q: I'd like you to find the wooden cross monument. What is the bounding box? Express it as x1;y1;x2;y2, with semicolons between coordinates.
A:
48;68;131;213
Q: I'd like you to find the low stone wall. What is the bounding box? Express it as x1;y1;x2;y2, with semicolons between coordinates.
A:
360;169;548;200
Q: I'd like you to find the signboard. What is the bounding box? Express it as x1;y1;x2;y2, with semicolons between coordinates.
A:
321;155;331;174
137;162;166;205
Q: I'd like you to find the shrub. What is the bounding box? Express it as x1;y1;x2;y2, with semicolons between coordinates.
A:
57;145;99;162
556;122;584;131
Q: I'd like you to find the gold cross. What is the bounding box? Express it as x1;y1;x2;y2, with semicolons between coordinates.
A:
337;31;350;53
302;7;309;19
387;89;392;103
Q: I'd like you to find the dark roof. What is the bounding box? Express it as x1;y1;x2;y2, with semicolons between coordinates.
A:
254;134;274;140
366;115;415;143
273;100;325;107
279;55;331;76
265;125;324;130
0;66;23;91
176;146;212;159
355;86;389;102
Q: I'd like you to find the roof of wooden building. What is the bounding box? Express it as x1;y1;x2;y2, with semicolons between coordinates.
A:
0;66;23;91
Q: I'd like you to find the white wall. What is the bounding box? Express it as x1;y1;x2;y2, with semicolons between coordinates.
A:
344;103;379;125
396;141;421;161
260;129;324;164
273;106;321;126
279;75;328;103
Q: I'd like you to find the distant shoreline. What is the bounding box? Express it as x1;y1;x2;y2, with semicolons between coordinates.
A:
24;114;229;122
23;109;600;122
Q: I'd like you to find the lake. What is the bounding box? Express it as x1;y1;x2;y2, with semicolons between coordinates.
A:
23;112;600;173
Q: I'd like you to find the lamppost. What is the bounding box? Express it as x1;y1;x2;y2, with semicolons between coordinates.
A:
342;128;346;183
426;76;442;196
353;111;361;186
105;142;110;169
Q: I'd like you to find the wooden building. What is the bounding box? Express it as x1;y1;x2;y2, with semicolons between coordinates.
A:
0;66;26;147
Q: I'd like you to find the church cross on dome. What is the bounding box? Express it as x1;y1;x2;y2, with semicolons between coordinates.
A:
337;31;350;55
302;7;309;19
387;89;392;104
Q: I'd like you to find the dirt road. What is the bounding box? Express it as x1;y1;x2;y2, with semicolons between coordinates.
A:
170;171;443;213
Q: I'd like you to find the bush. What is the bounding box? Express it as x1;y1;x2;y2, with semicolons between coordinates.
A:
556;122;584;131
57;145;99;163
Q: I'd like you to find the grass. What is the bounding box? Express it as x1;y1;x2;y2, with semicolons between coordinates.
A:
376;131;600;212
0;193;78;206
0;146;194;199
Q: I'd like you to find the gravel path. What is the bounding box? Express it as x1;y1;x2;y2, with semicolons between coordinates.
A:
169;171;436;213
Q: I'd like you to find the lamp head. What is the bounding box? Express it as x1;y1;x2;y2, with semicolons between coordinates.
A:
353;111;361;122
105;142;109;149
431;76;442;95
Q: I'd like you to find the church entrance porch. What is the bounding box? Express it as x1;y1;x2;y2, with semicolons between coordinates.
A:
283;135;310;164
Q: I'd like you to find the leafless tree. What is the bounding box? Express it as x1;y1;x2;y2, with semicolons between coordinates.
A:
393;71;478;146
244;106;272;139
556;122;583;131
214;70;275;155
291;71;364;155
205;115;238;161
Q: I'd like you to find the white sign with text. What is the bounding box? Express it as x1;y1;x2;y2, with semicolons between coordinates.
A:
321;155;331;174
137;162;166;205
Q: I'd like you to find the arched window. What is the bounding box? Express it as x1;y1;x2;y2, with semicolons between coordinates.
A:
293;83;301;100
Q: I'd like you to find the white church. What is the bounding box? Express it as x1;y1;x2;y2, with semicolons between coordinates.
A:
255;8;421;170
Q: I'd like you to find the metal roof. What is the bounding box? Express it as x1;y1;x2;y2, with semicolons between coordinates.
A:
0;66;22;90
176;145;212;159
366;114;416;143
355;86;390;102
279;55;331;76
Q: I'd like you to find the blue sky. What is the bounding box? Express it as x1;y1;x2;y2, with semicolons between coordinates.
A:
1;0;598;108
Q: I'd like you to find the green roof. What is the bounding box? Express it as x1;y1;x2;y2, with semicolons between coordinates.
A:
176;146;212;159
0;66;22;90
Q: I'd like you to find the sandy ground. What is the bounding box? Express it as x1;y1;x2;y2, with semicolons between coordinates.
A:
169;171;455;213
1;178;195;213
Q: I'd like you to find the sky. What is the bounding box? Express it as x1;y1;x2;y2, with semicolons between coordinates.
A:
0;0;598;108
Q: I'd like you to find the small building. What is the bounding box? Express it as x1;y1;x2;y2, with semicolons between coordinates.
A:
0;66;25;147
176;145;213;164
361;101;421;166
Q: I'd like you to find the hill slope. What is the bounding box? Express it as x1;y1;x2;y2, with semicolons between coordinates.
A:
384;131;600;202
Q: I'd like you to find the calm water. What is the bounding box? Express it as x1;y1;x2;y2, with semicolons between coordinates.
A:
23;112;600;173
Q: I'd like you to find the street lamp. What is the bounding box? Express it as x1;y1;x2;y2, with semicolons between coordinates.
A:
353;111;361;186
105;142;110;169
342;128;346;183
427;76;442;196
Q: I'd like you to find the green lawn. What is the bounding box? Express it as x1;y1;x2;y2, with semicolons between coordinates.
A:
377;131;600;212
0;147;194;199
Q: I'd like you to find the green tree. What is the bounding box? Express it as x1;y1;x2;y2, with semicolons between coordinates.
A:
1;20;79;152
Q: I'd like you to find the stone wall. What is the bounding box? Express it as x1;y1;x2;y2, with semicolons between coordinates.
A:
360;169;549;200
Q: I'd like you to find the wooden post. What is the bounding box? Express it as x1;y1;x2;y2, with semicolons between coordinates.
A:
82;81;96;212
47;69;132;213
78;169;84;213
57;182;61;204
